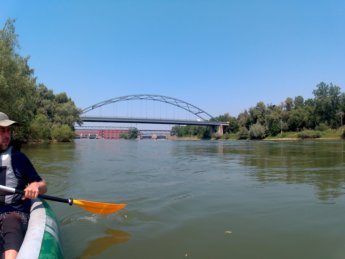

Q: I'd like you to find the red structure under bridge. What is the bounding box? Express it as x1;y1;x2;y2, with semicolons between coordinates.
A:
75;126;132;139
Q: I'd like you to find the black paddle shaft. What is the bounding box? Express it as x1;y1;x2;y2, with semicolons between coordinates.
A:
39;194;73;205
14;188;73;205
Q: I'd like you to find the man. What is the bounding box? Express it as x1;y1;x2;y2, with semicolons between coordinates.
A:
0;112;47;259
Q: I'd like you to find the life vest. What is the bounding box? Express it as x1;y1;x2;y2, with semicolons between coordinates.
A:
0;146;25;205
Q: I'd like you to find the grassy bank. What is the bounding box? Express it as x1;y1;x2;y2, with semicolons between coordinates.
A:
219;128;345;141
265;128;344;140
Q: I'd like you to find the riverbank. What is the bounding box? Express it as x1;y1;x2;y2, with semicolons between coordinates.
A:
219;128;344;141
167;136;200;141
264;137;342;141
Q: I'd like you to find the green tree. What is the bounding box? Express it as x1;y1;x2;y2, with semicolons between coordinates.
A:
227;117;239;133
35;84;56;118
171;125;213;139
54;100;81;128
51;125;75;142
215;113;232;122
29;114;51;141
237;110;250;128
313;82;341;128
34;85;81;130
0;19;81;142
249;102;266;126
0;19;36;140
199;127;211;139
120;128;139;139
287;108;308;131
266;105;283;136
284;97;293;111
304;101;317;129
215;113;239;133
294;96;304;109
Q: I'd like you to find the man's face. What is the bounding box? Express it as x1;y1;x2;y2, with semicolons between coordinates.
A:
0;127;11;150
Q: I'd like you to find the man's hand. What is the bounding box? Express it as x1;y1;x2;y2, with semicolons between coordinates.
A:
22;181;47;200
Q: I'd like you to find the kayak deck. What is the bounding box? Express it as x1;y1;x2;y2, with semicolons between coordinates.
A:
17;199;63;259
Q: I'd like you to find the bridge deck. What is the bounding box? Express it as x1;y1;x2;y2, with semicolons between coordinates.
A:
81;116;228;126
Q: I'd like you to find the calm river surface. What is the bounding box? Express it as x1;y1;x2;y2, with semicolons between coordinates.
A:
23;139;345;259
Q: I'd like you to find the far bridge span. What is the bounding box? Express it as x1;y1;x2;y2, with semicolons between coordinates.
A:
80;94;228;135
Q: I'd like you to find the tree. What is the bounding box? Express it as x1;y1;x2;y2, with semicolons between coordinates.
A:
287;108;308;131
216;113;232;122
0;19;81;142
227;117;239;133
34;84;81;130
266;105;283;136
51;125;75;142
338;93;345;126
294;96;304;109
249;102;266;126
35;84;56;118
237;110;250;128
29;114;51;141
313;82;341;128
53;100;81;128
127;128;139;139
284;97;294;111
0;19;37;140
215;113;239;133
303;103;317;129
199;127;211;139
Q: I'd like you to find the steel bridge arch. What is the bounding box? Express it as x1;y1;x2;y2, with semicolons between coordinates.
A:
82;94;215;121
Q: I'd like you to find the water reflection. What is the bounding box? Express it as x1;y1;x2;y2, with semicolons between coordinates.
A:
173;140;345;201
22;142;77;196
77;228;130;258
235;141;345;201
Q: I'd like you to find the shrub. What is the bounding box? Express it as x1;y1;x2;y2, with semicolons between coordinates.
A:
222;133;231;140
237;127;249;140
267;120;281;136
341;129;345;139
198;128;211;139
120;128;138;139
249;123;266;140
315;123;329;131
297;130;321;139
51;125;75;142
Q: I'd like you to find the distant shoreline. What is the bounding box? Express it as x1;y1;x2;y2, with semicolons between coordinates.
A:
168;136;343;141
265;137;342;141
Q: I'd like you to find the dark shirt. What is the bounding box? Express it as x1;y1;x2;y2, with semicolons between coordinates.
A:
0;147;42;213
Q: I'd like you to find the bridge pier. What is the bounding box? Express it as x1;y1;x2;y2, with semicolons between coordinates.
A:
211;124;227;137
217;125;224;136
210;125;224;137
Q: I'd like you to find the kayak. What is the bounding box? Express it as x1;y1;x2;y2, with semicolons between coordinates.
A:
17;199;64;259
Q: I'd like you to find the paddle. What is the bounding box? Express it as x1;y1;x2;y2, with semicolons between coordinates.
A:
0;185;126;214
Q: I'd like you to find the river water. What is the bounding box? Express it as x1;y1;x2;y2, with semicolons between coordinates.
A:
22;139;345;259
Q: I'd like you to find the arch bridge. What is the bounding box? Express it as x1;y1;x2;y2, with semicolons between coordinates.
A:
80;94;228;135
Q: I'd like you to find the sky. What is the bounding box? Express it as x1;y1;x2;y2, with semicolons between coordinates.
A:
1;0;345;118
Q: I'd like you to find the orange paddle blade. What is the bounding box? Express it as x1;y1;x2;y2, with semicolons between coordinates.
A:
73;199;126;214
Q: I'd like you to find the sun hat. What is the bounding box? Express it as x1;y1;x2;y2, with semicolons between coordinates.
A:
0;112;18;127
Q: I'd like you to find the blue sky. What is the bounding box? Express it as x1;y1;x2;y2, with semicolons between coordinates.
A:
1;1;345;117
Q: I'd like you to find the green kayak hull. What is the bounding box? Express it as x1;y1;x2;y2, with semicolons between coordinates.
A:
17;199;63;259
